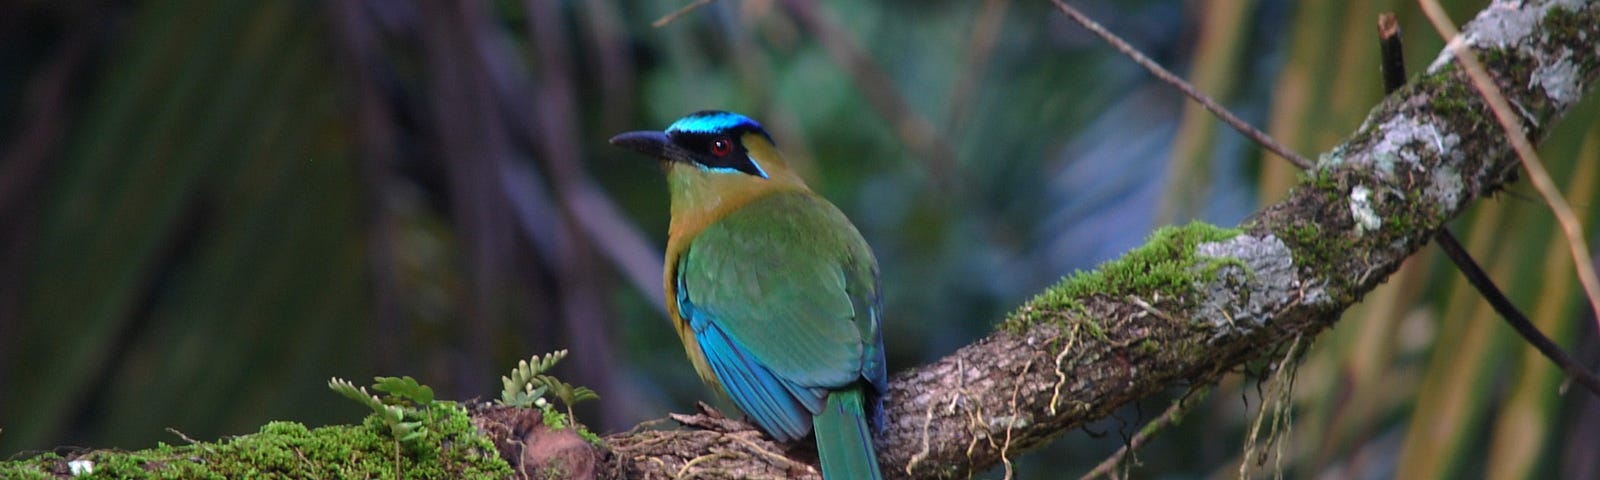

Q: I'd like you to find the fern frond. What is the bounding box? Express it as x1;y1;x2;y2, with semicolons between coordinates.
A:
373;376;435;404
330;377;386;415
329;376;434;451
500;350;570;405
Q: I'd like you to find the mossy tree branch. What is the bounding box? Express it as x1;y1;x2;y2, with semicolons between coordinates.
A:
5;1;1595;479
602;1;1600;478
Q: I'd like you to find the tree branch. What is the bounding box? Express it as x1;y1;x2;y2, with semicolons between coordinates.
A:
598;0;1600;478
5;2;1594;479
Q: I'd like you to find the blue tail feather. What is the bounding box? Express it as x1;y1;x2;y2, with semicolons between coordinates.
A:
813;388;883;480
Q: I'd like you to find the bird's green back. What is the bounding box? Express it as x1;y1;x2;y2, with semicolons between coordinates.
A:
678;190;882;392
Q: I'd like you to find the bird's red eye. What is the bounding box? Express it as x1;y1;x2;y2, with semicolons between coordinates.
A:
710;137;733;156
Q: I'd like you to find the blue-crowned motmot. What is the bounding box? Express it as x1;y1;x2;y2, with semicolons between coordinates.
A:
610;111;886;480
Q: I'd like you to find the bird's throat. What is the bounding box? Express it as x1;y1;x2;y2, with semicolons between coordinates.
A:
665;163;806;244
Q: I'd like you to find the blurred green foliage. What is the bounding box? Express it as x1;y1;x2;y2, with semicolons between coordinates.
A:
1;0;1596;478
5;0;368;457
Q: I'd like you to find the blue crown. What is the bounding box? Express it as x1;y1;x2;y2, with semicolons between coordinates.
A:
666;110;766;137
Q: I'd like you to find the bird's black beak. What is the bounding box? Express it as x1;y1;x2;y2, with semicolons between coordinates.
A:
609;131;678;161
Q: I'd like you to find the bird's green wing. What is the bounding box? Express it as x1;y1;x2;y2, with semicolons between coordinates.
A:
677;191;882;436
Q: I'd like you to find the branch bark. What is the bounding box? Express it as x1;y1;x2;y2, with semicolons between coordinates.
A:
598;1;1600;478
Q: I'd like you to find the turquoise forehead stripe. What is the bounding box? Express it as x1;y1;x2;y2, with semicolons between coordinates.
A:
667;111;761;135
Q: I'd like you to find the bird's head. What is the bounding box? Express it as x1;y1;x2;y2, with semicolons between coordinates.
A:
609;110;804;183
610;111;808;223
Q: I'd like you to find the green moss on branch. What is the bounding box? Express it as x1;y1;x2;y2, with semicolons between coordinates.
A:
0;402;511;479
1002;222;1243;333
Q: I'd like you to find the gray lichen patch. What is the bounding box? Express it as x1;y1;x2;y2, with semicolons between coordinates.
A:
1428;1;1540;73
1192;235;1299;341
1428;165;1466;213
1316;148;1346;169
1427;0;1593;109
1371;116;1460;171
1473;2;1545;48
1535;51;1583;106
1349;185;1382;234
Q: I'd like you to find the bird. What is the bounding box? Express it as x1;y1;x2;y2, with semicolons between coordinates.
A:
610;110;887;480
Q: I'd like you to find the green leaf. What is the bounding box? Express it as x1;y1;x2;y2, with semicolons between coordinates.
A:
372;376;434;404
328;377;385;415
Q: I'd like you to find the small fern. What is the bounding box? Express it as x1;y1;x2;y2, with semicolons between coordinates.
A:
499;350;600;417
373;375;434;404
329;376;435;450
498;350;602;444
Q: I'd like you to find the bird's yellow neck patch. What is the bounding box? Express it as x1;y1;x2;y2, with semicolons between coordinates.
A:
665;132;808;246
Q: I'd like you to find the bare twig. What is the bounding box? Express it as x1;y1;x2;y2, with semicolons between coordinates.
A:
165;428;204;445
1379;10;1600;397
1377;14;1406;94
610;1;1600;476
653;0;716;28
777;0;963;190
1046;0;1314;170
1055;6;1600;480
946;0;1010;133
1435;231;1600;395
1080;386;1213;479
650;0;1023;252
609;1;1600;477
1418;0;1600;348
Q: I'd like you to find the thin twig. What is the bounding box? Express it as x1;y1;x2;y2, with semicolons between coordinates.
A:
1046;0;1314;170
1080;385;1213;480
165;428;204;445
1435;232;1600;395
650;0;1019;252
947;0;1010;133
1418;0;1600;351
290;446;323;480
653;0;716;28
777;0;963;190
1377;14;1406;94
1380;10;1600;397
606;1;1600;475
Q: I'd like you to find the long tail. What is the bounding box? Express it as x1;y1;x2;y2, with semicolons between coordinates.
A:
813;388;883;480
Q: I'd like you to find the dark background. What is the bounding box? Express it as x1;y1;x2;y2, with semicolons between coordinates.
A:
2;0;1598;477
